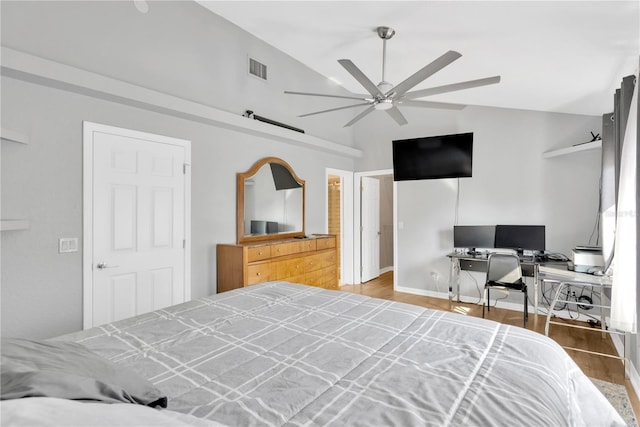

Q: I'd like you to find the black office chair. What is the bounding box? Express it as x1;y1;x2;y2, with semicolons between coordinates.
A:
482;253;528;327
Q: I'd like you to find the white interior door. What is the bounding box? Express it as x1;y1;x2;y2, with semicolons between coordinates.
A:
83;122;191;329
361;176;380;283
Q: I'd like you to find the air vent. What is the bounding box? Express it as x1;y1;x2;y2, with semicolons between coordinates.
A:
249;58;267;80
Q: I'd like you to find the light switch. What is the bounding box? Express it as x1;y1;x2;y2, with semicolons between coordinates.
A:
59;237;78;253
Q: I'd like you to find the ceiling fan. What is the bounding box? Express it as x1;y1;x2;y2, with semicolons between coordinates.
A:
285;26;501;127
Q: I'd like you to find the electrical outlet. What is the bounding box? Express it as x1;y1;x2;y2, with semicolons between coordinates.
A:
59;237;78;253
430;271;440;281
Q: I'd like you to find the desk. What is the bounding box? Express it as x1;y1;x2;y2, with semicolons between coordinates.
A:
447;252;566;313
539;266;624;365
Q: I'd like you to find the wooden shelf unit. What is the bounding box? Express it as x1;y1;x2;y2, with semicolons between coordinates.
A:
217;235;338;293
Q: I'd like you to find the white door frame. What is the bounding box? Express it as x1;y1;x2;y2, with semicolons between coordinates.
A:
325;168;354;285
353;169;394;285
82;121;191;329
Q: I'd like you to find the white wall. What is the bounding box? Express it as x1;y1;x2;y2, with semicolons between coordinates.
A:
0;1;357;339
352;105;602;303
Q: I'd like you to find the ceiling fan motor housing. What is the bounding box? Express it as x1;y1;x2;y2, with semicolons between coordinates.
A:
376;26;395;40
377;81;394;95
374;99;394;110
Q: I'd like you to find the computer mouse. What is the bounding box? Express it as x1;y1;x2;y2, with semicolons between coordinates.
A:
587;267;604;276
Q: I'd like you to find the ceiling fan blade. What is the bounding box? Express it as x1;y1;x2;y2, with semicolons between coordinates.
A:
389;50;462;97
284;90;370;101
344;105;376;127
385;106;408;126
399;99;466;110
298;102;372;118
404;76;501;99
338;59;385;98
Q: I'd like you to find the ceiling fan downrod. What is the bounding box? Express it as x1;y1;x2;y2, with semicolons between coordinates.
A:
377;26;395;89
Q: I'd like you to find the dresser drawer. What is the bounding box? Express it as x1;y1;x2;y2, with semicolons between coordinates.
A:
247;263;272;285
321;266;338;289
271;242;299;257
275;258;304;279
247;245;271;262
304;270;323;286
315;236;336;250
298;239;317;253
318;250;336;269
304;253;323;272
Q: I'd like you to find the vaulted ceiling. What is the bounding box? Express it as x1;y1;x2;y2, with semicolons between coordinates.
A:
199;1;639;117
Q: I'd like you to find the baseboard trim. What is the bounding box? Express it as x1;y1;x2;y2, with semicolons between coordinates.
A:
379;266;394;275
611;333;640;398
395;286;604;322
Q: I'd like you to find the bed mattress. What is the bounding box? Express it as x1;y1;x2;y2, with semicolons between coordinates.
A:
57;281;624;426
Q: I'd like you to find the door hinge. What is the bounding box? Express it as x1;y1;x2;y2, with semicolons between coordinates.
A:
183;164;187;174
183;239;186;249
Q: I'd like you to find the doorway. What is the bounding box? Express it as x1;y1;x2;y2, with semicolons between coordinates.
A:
354;170;394;284
82;122;191;329
326;168;354;285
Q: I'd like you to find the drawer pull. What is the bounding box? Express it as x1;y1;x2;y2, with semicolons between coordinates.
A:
256;272;261;276
258;251;263;255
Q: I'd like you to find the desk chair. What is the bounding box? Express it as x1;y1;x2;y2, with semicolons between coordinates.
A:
482;253;528;327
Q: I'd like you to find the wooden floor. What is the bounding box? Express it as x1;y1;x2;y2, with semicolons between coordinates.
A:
341;271;640;416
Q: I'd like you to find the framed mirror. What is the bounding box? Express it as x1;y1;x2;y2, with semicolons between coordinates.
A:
237;157;305;243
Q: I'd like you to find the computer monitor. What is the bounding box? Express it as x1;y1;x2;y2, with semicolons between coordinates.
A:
494;225;545;254
453;225;496;255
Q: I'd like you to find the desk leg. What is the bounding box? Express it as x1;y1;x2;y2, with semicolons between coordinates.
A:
600;298;606;340
533;264;539;315
545;282;565;336
448;258;461;302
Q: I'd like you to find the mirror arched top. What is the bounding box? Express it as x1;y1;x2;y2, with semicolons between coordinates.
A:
237;157;305;243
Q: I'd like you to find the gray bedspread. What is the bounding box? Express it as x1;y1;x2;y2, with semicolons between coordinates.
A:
58;281;624;426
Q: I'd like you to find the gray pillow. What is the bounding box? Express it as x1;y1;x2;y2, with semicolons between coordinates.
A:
0;338;167;407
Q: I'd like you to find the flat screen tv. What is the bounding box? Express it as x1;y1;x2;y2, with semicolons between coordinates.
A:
392;132;473;181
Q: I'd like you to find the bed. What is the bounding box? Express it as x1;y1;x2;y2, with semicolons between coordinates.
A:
1;281;625;426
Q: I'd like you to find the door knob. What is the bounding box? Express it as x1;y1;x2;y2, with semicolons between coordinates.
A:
96;262;119;269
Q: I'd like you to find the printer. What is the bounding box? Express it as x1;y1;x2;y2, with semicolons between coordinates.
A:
571;246;604;273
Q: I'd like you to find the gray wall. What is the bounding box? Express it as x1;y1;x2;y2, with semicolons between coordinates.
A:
353;105;602;302
1;0;356;339
0;0;356;146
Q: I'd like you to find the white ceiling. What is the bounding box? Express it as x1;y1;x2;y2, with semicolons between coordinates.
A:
198;1;638;117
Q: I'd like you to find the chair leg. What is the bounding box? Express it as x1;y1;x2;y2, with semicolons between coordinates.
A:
482;286;486;318
487;286;490;312
523;289;528;327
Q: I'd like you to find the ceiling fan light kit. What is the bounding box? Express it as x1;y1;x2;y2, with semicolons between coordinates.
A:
285;26;501;127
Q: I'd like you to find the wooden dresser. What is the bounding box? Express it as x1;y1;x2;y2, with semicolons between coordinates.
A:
217;234;337;293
